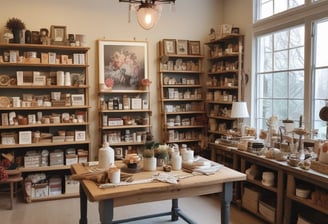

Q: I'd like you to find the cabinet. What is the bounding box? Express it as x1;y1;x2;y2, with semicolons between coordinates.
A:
285;167;328;224
235;150;285;224
158;40;206;151
0;43;90;202
99;89;152;158
231;149;328;224
205;35;244;156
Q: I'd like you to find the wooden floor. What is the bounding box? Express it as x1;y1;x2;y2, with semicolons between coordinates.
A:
0;191;263;224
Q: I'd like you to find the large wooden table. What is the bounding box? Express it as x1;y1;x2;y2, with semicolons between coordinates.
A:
71;162;246;224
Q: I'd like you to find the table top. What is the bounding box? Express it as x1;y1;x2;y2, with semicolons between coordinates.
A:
71;162;245;205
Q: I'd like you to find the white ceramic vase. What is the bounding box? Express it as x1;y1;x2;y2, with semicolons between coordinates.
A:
143;157;157;171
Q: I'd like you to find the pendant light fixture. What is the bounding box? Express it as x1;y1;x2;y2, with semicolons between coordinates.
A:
119;0;176;30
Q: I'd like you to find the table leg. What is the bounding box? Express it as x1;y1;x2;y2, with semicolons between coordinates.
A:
79;184;88;224
99;199;114;224
10;182;13;210
171;198;179;221
221;182;233;224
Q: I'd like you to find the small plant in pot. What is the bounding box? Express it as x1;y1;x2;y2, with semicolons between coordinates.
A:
5;17;26;43
154;144;169;167
142;141;159;171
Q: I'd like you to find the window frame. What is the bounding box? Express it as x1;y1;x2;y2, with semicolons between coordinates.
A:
253;0;328;138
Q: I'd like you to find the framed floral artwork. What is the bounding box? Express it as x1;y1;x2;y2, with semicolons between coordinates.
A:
98;40;148;91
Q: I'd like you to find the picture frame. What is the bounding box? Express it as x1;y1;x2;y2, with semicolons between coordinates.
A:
231;27;240;34
71;94;85;106
162;39;177;55
176;40;188;55
188;41;201;55
31;31;41;44
221;24;233;34
75;130;86;141
98;40;148;91
50;25;67;45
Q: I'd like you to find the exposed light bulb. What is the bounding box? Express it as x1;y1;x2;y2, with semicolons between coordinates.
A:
137;5;160;30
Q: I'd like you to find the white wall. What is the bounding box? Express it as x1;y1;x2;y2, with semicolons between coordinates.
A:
222;0;253;115
0;0;226;159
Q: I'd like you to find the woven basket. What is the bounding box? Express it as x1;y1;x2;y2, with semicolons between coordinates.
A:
310;160;328;175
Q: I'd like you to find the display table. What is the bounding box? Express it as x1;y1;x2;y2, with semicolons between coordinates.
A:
0;169;23;210
71;162;246;224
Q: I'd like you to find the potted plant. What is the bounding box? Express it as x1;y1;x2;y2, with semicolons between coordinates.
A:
142;141;159;171
5;17;26;43
154;144;169;167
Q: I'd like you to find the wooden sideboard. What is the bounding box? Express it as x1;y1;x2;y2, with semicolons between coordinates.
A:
211;143;328;224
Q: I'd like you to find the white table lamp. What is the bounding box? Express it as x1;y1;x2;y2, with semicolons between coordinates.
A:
231;102;249;136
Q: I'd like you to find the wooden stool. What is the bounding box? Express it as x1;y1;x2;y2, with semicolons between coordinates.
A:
0;169;23;210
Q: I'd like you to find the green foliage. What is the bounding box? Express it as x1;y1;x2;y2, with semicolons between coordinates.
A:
6;17;26;31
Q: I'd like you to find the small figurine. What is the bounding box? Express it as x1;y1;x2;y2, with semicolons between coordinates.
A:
40;28;50;45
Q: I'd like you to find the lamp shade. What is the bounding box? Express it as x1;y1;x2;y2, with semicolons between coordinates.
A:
231;102;249;118
136;5;160;30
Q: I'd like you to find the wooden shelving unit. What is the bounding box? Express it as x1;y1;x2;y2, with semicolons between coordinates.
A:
158;39;206;151
205;35;244;160
0;43;90;202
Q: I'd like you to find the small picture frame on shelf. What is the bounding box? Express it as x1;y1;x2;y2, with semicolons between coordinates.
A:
176;40;188;55
19;131;32;144
31;31;41;44
71;94;85;106
163;39;177;55
75;130;86;141
188;41;201;55
231;27;240;34
50;25;67;45
221;24;233;35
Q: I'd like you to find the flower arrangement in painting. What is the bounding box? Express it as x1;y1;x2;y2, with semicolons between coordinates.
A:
105;49;143;89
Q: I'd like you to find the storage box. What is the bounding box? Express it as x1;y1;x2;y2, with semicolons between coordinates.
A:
65;175;79;194
49;176;62;196
50;150;64;166
31;182;49;198
24;155;41;168
259;200;276;223
242;187;260;214
66;154;78;165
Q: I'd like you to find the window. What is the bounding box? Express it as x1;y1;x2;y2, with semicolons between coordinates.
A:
255;0;304;21
313;19;328;138
254;0;328;139
256;26;305;129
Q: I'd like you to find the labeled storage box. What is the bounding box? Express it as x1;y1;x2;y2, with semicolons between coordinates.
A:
31;182;49;198
65;175;79;194
242;187;260;214
66;154;78;165
24;151;41;168
50;150;64;166
49;176;62;196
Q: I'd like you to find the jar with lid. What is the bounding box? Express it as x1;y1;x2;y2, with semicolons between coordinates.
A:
100;97;107;110
107;99;113;110
123;95;130;110
113;97;119;110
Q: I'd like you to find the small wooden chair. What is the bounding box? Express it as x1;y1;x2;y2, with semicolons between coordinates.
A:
0;169;23;210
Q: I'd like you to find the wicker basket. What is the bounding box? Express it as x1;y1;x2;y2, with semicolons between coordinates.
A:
310;160;328;175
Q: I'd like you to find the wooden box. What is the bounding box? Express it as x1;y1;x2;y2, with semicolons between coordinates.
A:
259;200;276;223
242;187;260;214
